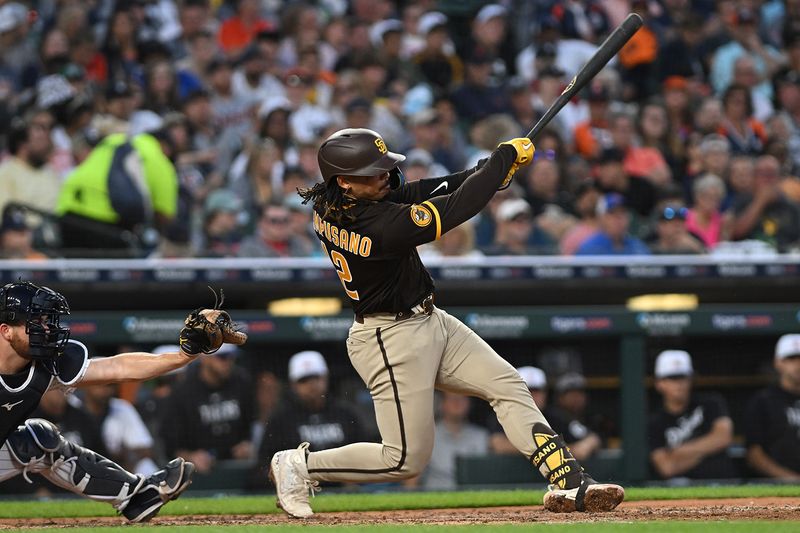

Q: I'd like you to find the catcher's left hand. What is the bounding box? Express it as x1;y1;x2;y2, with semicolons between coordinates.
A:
179;308;248;356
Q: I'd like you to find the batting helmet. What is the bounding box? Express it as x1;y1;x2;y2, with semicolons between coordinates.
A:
0;281;71;375
318;128;406;189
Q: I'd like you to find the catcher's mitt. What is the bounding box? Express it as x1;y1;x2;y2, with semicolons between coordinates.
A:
179;308;248;355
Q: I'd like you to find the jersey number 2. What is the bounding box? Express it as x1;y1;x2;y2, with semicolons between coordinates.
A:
323;244;359;300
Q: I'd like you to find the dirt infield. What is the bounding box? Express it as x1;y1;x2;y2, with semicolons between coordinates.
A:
1;497;798;528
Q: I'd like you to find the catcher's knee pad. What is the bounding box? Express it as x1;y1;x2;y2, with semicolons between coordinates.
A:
530;423;583;490
7;418;142;507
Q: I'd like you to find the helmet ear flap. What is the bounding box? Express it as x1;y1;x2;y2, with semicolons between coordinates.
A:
389;168;405;190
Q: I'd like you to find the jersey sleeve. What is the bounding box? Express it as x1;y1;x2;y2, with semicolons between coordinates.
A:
388;159;488;204
382;146;515;250
702;393;730;422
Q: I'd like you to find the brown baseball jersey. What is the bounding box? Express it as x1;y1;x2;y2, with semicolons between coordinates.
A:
312;145;517;315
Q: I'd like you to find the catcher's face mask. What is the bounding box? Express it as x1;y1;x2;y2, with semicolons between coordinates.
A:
0;282;71;376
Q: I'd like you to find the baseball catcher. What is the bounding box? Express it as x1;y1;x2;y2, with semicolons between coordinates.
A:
267;128;624;518
0;281;246;523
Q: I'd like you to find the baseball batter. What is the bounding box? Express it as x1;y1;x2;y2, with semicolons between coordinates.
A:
270;128;624;517
0;281;243;522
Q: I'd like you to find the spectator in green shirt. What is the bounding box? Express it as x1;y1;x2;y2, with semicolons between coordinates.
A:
56;130;179;254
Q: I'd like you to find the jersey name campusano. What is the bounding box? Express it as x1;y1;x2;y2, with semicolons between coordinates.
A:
312;145;516;316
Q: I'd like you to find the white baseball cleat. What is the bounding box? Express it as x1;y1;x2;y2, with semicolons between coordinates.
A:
543;475;624;513
269;442;320;518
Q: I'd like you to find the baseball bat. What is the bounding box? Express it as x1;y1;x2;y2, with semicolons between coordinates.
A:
526;13;643;142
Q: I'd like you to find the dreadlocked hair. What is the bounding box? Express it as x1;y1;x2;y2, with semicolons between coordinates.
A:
298;181;356;225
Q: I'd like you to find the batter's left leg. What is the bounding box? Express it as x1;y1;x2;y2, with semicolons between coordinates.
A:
434;309;624;512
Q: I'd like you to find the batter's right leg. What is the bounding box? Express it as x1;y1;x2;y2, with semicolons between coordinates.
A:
5;419;194;523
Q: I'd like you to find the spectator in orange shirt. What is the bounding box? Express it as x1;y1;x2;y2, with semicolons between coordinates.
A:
573;82;613;160
217;0;272;59
610;111;671;187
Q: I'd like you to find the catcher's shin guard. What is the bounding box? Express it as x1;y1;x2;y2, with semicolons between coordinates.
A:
7;419;144;510
530;423;624;512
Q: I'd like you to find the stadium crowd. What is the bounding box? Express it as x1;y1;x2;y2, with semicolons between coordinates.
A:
1;0;800;259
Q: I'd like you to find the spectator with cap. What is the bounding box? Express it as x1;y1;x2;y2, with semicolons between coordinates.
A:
550;372;602;461
411;11;463;93
0;2;36;78
164;344;256;474
744;334;800;480
0;206;47;260
370;18;420;86
573;82;613;160
648;350;736;480
256;351;367;485
449;46;510;125
198;188;246;257
514;14;599;84
237;202;314;258
490;366;549;455
484;197;554;255
402;148;449;183
466;3;515;84
658;14;706;83
90;80;136;137
593;147;658;219
0;109;59;216
649;205;705;255
575;192;650;255
206;57;254;141
231;45;285;104
532;66;586;144
406;108;456;173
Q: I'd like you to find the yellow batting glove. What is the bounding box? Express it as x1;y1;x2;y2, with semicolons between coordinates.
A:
497;138;535;189
499;138;535;166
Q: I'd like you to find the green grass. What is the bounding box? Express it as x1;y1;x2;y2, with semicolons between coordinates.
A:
9;523;800;533
0;485;797;519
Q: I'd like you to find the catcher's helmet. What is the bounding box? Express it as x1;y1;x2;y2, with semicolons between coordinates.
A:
0;281;71;375
318;128;406;189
